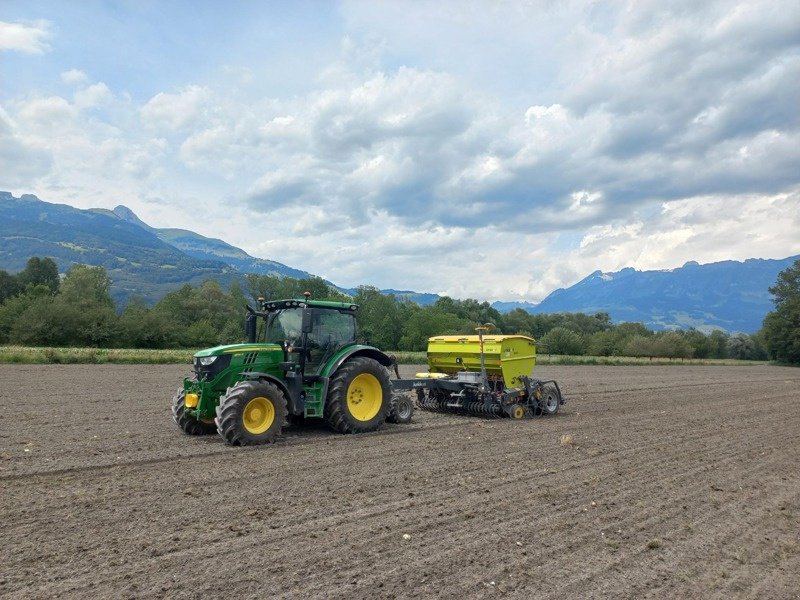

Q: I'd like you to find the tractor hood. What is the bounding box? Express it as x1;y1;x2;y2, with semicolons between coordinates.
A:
194;343;283;358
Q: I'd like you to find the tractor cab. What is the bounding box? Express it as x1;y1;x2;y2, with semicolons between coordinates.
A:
249;298;359;375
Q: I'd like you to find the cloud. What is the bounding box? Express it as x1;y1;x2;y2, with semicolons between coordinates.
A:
2;1;799;302
0;105;52;185
574;190;800;274
140;85;214;132
73;82;112;109
60;69;88;85
0;20;51;54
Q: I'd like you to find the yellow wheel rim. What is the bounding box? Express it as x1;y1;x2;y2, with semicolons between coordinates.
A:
512;405;525;419
346;373;383;421
243;396;275;434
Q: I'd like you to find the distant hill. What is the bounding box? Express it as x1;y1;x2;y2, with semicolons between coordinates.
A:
491;300;538;313
341;287;440;306
510;257;798;333
111;205;312;279
1;192;276;304
2;191;793;332
1;192;424;307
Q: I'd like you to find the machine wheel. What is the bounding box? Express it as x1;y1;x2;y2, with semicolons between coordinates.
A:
216;380;288;446
172;388;216;435
387;394;414;424
510;404;527;420
325;357;391;433
539;383;561;416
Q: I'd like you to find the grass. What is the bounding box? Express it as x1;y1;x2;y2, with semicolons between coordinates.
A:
0;345;771;366
0;346;195;364
535;354;769;366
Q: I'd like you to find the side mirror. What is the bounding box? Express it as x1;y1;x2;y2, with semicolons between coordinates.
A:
301;308;313;334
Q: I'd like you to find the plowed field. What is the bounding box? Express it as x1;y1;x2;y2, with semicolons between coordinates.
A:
1;364;799;599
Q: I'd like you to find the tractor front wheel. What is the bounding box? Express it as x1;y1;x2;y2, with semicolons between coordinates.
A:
326;357;391;433
216;381;288;446
172;388;216;435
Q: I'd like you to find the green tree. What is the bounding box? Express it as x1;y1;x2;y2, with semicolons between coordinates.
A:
708;329;730;359
354;286;408;349
0;285;52;343
587;330;619;356
153;280;242;346
652;331;693;359
683;329;714;359
0;270;22;304
504;308;534;336
624;335;655;358
434;297;505;332
398;307;472;351
117;297;179;348
245;274;348;303
762;259;800;364
11;265;117;346
18;257;60;293
539;327;584;355
726;333;756;360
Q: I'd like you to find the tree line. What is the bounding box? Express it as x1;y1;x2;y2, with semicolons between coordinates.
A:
1;256;797;363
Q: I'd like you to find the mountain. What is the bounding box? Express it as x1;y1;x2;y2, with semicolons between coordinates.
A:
1;192;792;332
517;257;798;333
0;192;247;303
341;287;440;306
111;206;312;279
491;300;538;313
1;191;437;307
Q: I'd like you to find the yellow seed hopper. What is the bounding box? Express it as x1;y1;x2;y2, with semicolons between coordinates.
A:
426;334;536;387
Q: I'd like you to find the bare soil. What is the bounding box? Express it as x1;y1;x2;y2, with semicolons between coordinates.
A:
1;363;799;599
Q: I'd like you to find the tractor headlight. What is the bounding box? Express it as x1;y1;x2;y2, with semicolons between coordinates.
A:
198;356;218;366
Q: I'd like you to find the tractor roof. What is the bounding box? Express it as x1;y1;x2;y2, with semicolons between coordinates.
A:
261;298;358;311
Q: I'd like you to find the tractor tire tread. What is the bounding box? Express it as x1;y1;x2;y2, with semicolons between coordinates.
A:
215;380;288;446
325;357;391;434
172;388;216;435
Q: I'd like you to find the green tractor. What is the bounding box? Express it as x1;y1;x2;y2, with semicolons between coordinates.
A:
172;294;410;445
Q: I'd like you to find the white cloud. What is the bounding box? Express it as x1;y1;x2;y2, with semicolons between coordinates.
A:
0;105;52;185
60;69;88;85
2;1;799;302
140;85;214;132
74;82;112;109
576;190;800;274
0;20;51;54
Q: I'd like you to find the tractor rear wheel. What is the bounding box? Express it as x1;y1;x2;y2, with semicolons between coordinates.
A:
172;388;216;435
539;383;561;416
216;380;288;446
325;357;391;433
387;393;413;424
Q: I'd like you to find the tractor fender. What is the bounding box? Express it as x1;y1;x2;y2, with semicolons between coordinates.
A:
323;345;395;378
240;372;292;404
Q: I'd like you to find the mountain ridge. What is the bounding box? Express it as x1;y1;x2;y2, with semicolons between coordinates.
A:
1;191;794;332
500;256;798;333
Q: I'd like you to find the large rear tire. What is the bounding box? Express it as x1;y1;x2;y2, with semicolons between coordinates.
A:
172;388;216;435
325;357;391;433
216;380;288;446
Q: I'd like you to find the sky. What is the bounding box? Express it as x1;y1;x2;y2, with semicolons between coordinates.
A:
1;0;799;302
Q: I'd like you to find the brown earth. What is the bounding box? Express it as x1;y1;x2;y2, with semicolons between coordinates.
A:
1;363;799;599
